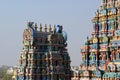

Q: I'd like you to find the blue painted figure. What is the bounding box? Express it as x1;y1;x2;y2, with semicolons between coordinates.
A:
57;25;63;33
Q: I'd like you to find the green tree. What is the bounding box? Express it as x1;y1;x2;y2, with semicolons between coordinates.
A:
0;66;13;80
1;73;12;80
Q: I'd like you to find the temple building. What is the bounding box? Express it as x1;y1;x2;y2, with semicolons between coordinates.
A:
12;0;120;80
12;22;71;80
72;0;120;80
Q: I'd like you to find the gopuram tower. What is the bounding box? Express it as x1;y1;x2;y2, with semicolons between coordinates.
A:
12;22;71;80
72;0;120;80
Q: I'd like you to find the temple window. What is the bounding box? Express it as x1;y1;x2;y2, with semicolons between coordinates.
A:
40;46;43;50
45;38;48;43
44;46;47;51
58;40;61;44
57;75;59;80
37;54;40;59
55;46;58;51
55;61;58;66
52;46;55;51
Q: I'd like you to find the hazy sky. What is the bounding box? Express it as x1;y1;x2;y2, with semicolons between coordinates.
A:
0;0;101;66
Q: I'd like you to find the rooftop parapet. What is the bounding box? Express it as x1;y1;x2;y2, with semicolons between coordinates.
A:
27;22;63;33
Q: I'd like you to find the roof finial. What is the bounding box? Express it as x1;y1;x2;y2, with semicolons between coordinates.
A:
34;23;38;30
44;24;47;32
49;24;52;32
53;25;56;33
27;22;34;29
40;23;42;32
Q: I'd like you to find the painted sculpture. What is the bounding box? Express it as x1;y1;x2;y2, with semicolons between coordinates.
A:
71;0;120;80
12;22;71;80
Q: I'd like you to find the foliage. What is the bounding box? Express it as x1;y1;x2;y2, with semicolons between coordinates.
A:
0;66;13;80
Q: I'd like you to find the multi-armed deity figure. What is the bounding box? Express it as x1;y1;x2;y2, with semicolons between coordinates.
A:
12;22;71;80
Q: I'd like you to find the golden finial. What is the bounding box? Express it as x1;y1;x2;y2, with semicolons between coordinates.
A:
34;23;38;30
44;24;47;32
40;23;42;32
53;24;56;33
49;24;52;32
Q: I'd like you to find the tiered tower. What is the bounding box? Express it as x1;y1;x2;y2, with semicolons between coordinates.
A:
72;0;120;80
13;22;71;80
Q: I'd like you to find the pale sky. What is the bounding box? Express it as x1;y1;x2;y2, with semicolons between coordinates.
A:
0;0;101;66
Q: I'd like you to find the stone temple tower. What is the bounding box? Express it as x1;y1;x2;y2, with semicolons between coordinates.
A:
71;0;120;80
12;22;71;80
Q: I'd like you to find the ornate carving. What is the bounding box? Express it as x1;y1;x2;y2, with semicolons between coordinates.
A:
82;53;86;61
110;48;116;60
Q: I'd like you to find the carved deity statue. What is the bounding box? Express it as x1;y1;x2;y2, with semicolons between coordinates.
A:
82;54;86;61
99;53;102;60
108;0;114;7
111;21;115;30
103;53;107;60
90;53;96;61
117;47;120;59
118;18;120;29
102;22;107;31
111;49;116;60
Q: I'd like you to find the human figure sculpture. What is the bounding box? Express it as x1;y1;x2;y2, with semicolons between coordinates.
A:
92;53;96;61
98;22;102;31
118;8;120;14
82;54;86;61
118;0;120;7
102;22;107;31
115;1;117;7
103;3;107;9
57;25;63;33
95;24;99;32
110;54;113;61
99;54;102;60
117;47;120;59
111;21;115;30
111;63;116;72
118;18;120;29
116;53;119;60
111;49;116;60
103;53;107;60
107;0;111;8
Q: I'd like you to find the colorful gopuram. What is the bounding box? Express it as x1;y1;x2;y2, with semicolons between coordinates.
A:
12;22;71;80
72;0;120;80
